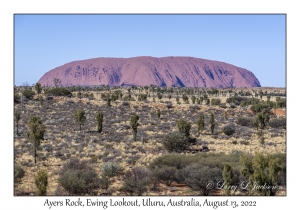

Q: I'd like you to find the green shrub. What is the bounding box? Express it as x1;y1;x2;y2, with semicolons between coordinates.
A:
149;154;191;170
83;170;102;193
182;94;188;102
156;109;161;118
253;110;270;129
275;97;286;108
35;169;48;196
23;89;35;99
269;117;286;129
177;119;191;136
27;116;46;165
122;101;130;106
237;117;253;127
240;140;250;145
162;132;190;152
219;103;227;109
99;175;110;190
101;162;122;178
191;96;196;104
44;87;72;97
122;167;150;196
211;98;221;106
180;164;222;196
206;98;210;105
130;113;139;141
223;124;235;136
250;103;270;113
166;102;173;109
149;152;242;171
188;136;197;144
210;112;215;135
240;153;282;195
59;169;86;195
157;93;162;99
151;167;177;186
230;103;236;109
101;93;108;100
226;96;247;105
140;94;147;101
222;163;233;195
60;158;88;173
74;109;86;132
197;113;205;135
96;112;103;133
14;93;21;103
226;96;261;107
14;164;25;183
59;169;100;195
111;94;117;101
58;158;101;195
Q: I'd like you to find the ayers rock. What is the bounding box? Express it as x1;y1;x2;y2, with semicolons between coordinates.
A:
38;56;261;88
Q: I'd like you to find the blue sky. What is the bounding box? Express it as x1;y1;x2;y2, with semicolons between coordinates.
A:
14;14;286;87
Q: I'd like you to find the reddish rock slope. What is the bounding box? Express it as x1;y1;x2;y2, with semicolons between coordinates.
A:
38;56;261;87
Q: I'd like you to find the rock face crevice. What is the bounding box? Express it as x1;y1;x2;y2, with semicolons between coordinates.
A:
38;56;261;87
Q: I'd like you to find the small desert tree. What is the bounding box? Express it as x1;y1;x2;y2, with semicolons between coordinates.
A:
35;82;42;98
224;110;228;120
14;164;25;183
107;95;111;107
182;94;188;102
157;93;162;100
156;109;161;119
14;92;21;103
74;109;86;132
253;110;269;129
257;129;265;146
35;83;43;106
96;112;103;133
35;169;48;196
197;113;205;136
210;112;215;135
191;96;196;104
206;98;210;105
259;91;263;100
199;97;204;104
222;163;233;195
176;119;191;137
267;95;271;103
240;153;282;196
15;111;21;135
27;116;46;165
77;91;82;100
130;113;139;141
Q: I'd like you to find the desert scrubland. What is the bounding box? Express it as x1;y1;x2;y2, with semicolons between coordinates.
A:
14;85;286;196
